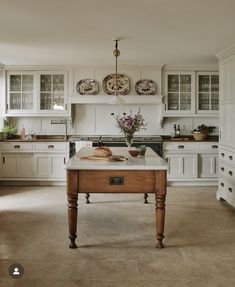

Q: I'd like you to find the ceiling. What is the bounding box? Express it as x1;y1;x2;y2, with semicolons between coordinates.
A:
0;0;235;66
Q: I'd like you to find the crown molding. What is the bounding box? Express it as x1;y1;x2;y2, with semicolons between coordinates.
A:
216;44;235;60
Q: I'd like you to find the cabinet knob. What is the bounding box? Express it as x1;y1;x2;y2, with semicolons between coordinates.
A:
48;145;54;149
178;145;184;149
221;167;224;171
221;153;225;157
109;176;124;185
220;182;224;187
14;145;20;149
212;145;218;149
229;155;233;160
229;171;233;176
228;188;233;193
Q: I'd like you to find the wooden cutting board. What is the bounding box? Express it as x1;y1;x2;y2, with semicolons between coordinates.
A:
78;155;127;162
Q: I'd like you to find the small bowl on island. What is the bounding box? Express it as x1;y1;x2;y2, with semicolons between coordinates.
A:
128;148;141;157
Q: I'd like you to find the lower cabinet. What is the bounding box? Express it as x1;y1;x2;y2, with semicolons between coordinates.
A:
34;154;67;179
163;141;218;185
165;153;198;179
2;154;34;178
0;141;69;182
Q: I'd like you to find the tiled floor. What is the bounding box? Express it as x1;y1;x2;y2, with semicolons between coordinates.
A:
0;186;235;286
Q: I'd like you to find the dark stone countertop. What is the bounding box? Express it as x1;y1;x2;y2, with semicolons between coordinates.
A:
161;135;219;142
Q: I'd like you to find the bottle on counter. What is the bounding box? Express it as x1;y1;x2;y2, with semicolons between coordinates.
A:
173;124;177;137
176;125;181;137
20;126;26;140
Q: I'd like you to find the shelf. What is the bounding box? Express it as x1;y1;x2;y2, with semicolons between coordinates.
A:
69;95;163;105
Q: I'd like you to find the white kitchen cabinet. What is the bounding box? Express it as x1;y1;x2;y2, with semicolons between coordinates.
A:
164;71;195;115
2;153;34;178
196;72;219;114
38;71;68;114
7;72;36;114
163;141;218;185
34;153;67;179
198;154;218;177
5;70;69;117
165;153;198;179
216;45;235;208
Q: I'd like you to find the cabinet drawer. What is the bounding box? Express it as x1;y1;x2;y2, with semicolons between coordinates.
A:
219;148;235;166
219;163;235;184
219;178;235;201
199;142;219;152
2;142;33;152
35;142;68;152
164;142;197;151
79;170;155;193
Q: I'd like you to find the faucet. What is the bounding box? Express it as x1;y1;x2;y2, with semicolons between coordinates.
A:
51;119;68;140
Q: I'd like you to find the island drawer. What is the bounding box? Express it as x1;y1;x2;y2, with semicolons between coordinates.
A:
219;178;235;201
78;170;155;193
219;148;235;166
35;142;68;152
219;163;235;184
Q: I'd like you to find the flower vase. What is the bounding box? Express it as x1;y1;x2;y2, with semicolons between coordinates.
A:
125;135;134;148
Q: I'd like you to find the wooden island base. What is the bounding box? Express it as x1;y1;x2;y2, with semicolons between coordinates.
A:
67;169;167;249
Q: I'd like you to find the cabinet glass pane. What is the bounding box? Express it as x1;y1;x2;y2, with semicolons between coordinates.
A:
180;75;191;92
22;93;33;109
211;75;219;92
168;93;179;110
10;75;21;91
41;75;52;92
168;75;179;92
199;75;210;92
52;93;64;110
22;75;33;91
180;93;191;110
211;93;219;110
53;75;64;92
40;93;52;110
199;93;209;110
10;93;21;109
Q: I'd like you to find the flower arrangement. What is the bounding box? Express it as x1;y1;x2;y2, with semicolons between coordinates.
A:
111;110;147;146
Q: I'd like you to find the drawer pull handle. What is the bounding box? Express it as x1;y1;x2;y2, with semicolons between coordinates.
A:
109;176;124;185
14;145;20;148
221;167;224;171
212;145;218;149
48;145;54;149
228;188;233;193
178;145;184;149
221;153;225;157
3;156;5;164
229;171;233;176
229;156;233;160
220;183;224;187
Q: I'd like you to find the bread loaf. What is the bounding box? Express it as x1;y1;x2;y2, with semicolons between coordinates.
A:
93;146;112;157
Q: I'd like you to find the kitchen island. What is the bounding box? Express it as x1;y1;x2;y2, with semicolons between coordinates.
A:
66;147;168;249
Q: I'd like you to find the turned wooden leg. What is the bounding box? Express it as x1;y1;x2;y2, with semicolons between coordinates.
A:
67;170;79;249
144;193;148;204
155;170;167;248
86;193;90;204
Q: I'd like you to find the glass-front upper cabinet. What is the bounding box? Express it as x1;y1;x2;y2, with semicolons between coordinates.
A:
7;72;35;112
165;71;195;114
39;72;68;112
196;72;219;113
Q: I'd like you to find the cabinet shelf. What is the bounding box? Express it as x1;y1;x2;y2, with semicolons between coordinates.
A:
70;95;163;105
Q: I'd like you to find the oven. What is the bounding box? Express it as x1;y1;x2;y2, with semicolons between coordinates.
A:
69;135;162;158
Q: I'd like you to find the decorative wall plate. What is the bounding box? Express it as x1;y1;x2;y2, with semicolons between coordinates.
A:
135;79;157;95
76;79;99;95
102;74;130;95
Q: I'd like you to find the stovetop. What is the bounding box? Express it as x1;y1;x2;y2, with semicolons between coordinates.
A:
69;135;162;143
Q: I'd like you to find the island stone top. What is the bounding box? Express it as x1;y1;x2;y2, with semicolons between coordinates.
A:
66;147;168;171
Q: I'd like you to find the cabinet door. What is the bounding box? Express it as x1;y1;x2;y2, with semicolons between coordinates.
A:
39;71;68;114
7;72;35;114
220;55;235;104
220;103;235;147
165;71;195;114
165;153;197;179
18;154;34;177
2;154;18;177
50;154;67;178
34;154;51;178
198;154;218;177
196;72;219;113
